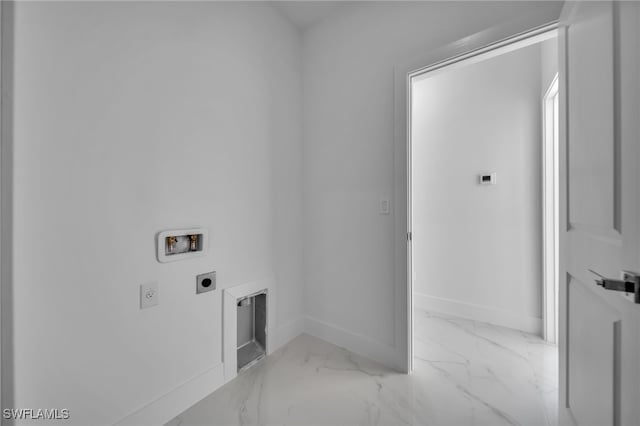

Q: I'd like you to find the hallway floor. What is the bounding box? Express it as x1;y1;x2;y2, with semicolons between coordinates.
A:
169;309;558;426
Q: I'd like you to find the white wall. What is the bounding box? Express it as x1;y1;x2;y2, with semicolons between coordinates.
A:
302;1;562;367
6;1;565;421
411;43;544;334
11;2;302;425
541;38;559;92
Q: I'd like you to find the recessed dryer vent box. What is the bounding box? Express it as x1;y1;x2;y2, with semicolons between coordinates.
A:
156;228;208;263
236;291;267;372
223;279;273;383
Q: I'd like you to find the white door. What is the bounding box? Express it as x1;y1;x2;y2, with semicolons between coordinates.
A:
559;2;640;425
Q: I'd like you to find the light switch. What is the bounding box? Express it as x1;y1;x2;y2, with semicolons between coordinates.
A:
140;282;159;309
379;198;390;215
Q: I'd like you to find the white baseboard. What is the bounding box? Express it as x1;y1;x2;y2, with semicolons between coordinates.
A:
304;316;400;370
413;292;542;335
117;317;304;426
274;317;305;351
115;315;395;426
115;298;536;426
115;363;225;426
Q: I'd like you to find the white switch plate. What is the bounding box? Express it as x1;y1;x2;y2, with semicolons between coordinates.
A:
140;282;159;309
379;198;390;215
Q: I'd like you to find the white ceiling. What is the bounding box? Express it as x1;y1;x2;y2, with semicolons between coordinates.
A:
272;1;352;30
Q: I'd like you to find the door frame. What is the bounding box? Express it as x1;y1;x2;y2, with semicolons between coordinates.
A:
542;74;560;344
393;18;560;373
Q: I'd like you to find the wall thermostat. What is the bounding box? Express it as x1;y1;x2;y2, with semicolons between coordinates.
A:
479;173;496;185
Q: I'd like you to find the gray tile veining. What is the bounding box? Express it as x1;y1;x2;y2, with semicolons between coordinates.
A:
169;309;558;426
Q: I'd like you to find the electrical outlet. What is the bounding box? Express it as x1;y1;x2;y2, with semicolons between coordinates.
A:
140;282;159;309
196;271;216;294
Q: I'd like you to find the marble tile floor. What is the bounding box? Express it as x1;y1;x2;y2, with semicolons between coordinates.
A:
168;309;558;426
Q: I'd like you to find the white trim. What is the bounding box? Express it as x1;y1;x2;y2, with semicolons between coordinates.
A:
413;293;542;335
543;72;560;101
115;363;225;426
304;316;399;370
274;316;305;351
394;18;560;373
557;17;572;424
405;62;414;374
410;25;557;81
116;310;301;426
542;74;560;344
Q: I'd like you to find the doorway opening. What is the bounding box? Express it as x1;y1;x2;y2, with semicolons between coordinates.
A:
406;26;560;423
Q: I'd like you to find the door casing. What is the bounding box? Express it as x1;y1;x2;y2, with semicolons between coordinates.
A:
543;74;560;344
394;17;560;373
